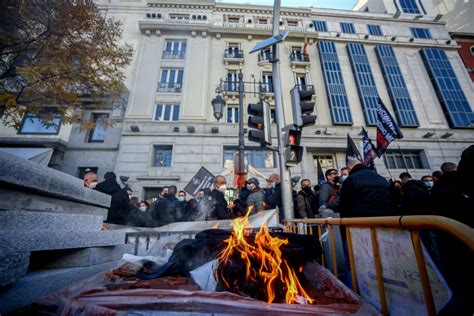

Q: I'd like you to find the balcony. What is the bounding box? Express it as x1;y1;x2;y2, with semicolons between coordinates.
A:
224;49;244;65
257;51;273;65
222;81;240;94
290;52;310;63
157;83;182;93
295;84;315;94
162;50;186;59
260;82;274;94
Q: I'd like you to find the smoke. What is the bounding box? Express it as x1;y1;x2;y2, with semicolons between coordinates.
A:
189;196;215;222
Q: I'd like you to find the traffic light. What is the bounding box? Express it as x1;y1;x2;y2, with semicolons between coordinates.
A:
248;101;272;146
290;86;316;128
282;124;303;167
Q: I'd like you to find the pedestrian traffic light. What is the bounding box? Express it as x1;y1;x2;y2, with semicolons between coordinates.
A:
282;124;303;167
290;86;316;128
248;101;272;146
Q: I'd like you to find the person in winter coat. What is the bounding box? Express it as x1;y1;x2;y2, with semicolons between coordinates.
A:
95;172;131;225
338;160;391;218
209;176;234;220
319;168;340;213
296;179;317;218
399;172;430;215
246;177;265;213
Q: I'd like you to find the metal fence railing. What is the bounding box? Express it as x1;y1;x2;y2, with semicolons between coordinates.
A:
283;215;474;316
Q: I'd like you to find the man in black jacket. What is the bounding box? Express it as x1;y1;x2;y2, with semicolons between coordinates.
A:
209;176;234;220
339;160;391;218
399;172;430;215
95;172;130;225
295;179;317;218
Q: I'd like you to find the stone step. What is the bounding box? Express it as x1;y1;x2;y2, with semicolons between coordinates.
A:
0;151;111;208
0;260;119;314
0;210;103;231
30;244;133;269
0;252;29;287
0;189;108;220
0;230;126;253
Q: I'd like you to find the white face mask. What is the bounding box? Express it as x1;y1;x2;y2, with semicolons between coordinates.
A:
89;182;98;189
178;196;185;202
139;206;147;212
219;184;227;192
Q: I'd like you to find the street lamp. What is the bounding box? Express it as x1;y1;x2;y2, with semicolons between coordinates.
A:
211;95;226;121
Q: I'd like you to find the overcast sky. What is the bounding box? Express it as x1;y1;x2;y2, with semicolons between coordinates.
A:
219;0;357;10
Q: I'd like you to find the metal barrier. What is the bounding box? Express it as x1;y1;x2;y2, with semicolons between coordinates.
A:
283;215;474;316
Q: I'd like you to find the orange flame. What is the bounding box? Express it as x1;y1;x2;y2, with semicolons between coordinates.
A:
217;208;314;304
211;222;220;229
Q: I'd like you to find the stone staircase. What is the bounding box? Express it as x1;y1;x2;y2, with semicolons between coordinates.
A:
0;152;132;313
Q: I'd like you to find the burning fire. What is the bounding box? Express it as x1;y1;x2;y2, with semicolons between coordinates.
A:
216;209;314;305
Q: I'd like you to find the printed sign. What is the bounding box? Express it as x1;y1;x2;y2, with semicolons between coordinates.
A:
349;228;451;315
183;167;215;198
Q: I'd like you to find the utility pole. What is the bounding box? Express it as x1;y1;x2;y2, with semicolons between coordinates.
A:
271;0;294;219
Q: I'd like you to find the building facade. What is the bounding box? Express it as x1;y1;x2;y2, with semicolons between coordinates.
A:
92;0;473;199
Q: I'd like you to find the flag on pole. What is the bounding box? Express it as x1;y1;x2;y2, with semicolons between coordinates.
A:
316;158;326;185
361;128;377;169
346;134;362;165
375;98;403;157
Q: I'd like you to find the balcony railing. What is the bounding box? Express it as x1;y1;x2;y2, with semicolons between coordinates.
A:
224;49;244;59
258;51;273;63
260;82;274;93
162;50;186;59
295;84;315;93
157;83;182;93
222;81;240;93
290;52;310;62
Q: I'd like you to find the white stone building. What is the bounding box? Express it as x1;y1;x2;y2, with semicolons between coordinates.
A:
94;0;474;199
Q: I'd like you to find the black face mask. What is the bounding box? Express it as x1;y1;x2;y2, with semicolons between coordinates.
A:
303;186;312;192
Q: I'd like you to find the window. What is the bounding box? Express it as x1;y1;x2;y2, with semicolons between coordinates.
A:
154;104;180;121
295;74;307;90
313;20;328;32
287;20;298;27
368;24;383;36
226;71;238;92
347;43;380;125
163;39;187;59
227;16;241;23
262;72;274;93
340;22;356;34
88;113;109;143
383;150;427;169
225;43;243;58
270;109;276;124
420;48;473;128
77;167;98;180
223;147;274;169
375;45;419;127
227;107;238;123
144;187;166;202
157;68;184;93
399;0;421;14
258;18;268;24
169;13;189;20
154;145;173;167
313;155;335;182
410;28;431;39
318;41;353;125
18;110;61;135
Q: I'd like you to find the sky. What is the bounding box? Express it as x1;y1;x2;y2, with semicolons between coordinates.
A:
220;0;357;10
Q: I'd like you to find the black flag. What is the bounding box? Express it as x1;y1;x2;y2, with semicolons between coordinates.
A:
361;128;377;170
316;158;326;185
346;134;362;165
375;98;403;157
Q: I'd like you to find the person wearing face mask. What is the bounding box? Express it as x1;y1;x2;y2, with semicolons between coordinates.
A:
340;167;349;183
175;190;190;222
318;168;340;215
209;176;234;220
84;172;98;189
421;175;434;190
399;172;430;216
296;179;317;218
264;173;283;220
246;178;265;213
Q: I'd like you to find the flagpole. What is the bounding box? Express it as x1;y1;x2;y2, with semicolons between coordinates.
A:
396;141;409;173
